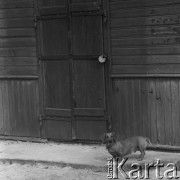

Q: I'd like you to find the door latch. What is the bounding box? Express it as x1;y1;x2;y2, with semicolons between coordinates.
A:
98;55;107;63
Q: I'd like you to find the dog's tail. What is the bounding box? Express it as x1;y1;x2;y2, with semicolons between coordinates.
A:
146;138;152;145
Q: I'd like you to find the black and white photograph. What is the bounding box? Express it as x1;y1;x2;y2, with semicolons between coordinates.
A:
0;0;180;179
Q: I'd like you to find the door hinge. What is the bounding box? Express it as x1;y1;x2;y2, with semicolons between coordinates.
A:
34;16;38;29
39;114;46;138
39;114;43;122
39;114;43;133
103;10;108;23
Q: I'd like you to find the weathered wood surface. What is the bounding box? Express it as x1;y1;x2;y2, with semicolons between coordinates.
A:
112;78;180;146
0;0;39;137
0;0;33;9
0;80;39;137
43;118;72;140
110;0;180;9
0;0;37;77
110;0;180;146
41;19;68;56
38;0;107;141
110;0;180;73
75;117;106;141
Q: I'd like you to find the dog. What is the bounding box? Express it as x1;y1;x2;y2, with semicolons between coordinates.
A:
102;132;152;161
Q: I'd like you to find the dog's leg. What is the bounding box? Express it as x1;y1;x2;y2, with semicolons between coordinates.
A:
137;150;145;161
117;154;122;161
111;152;120;159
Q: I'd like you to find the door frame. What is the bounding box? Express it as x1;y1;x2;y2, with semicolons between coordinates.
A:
34;0;112;141
102;0;113;132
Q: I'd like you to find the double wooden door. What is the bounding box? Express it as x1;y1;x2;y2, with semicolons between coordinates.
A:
37;0;108;141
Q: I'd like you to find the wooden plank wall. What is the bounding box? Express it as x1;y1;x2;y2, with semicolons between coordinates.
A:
0;0;40;137
109;0;180;145
113;78;180;146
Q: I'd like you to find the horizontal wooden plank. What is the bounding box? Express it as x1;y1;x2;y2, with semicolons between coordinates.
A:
0;8;33;19
74;108;105;117
111;74;180;78
112;46;180;55
0;57;37;66
41;55;99;60
70;2;101;12
111;15;180;28
111;26;180;38
76;117;105;121
110;0;180;10
73;55;99;60
0;18;33;28
39;7;67;16
0;0;33;9
0;66;38;76
0;47;36;57
112;64;180;74
0;135;45;142
45;108;72;118
112;36;180;47
110;5;180;18
36;14;67;20
112;55;180;65
0;75;38;79
0;28;35;38
0;37;35;48
39;0;65;7
41;55;69;60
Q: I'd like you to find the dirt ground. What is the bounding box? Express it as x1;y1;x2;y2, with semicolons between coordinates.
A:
0;163;107;180
0;162;180;180
1;140;180;180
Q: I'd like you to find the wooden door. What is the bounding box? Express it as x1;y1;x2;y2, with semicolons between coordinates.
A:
37;0;108;141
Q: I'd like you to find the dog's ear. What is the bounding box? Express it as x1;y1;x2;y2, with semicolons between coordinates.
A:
101;133;107;144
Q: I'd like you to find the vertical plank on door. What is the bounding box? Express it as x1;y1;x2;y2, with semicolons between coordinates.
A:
72;16;102;55
73;60;105;108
